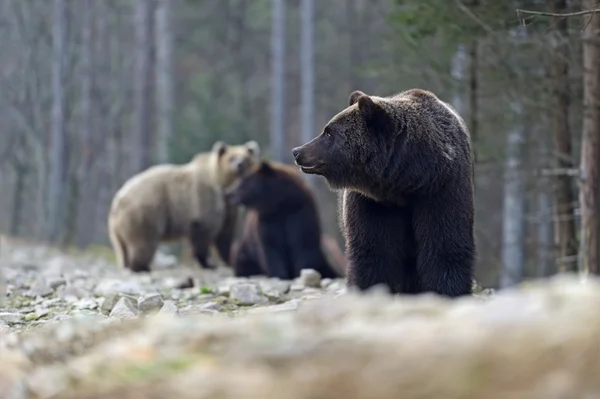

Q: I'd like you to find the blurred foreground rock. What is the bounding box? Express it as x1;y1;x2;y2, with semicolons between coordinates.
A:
1;274;600;399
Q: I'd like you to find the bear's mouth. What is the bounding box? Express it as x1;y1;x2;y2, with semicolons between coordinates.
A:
299;164;323;174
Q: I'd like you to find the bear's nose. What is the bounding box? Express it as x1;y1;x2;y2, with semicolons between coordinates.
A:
291;147;301;159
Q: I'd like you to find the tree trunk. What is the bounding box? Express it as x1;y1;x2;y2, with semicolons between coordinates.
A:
47;0;68;242
579;2;600;275
537;128;555;277
154;0;173;163
550;0;578;273
76;0;94;247
10;164;26;237
500;105;526;288
450;44;467;118
300;0;316;185
270;0;286;163
132;0;154;174
346;0;363;91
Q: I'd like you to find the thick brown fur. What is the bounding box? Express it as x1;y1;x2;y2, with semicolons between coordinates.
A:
226;161;342;280
108;140;260;272
292;88;475;297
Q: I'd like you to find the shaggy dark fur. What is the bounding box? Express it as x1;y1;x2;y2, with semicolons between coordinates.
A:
292;88;475;297
227;161;341;280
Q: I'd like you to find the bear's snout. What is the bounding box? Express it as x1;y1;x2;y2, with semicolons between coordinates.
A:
292;146;301;160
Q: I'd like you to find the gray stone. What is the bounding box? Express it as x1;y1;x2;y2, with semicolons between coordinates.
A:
94;279;142;297
75;298;98;310
26;278;53;298
109;297;138;319
138;293;164;314
24;308;50;321
59;284;89;302
229;283;268;305
179;304;220;316
247;300;299;314
158;300;179;315
100;293;121;315
162;276;194;290
0;312;21;324
299;269;322;288
320;278;333;289
47;277;67;290
259;279;291;299
200;302;222;311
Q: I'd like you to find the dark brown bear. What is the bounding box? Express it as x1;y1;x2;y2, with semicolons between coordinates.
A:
292;88;475;297
226;160;342;280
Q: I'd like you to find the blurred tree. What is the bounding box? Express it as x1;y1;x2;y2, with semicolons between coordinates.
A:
549;0;578;273
47;0;68;243
155;0;174;163
579;1;600;275
132;0;155;174
271;0;287;162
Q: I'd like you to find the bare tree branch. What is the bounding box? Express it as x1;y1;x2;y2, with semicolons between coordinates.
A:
516;8;600;19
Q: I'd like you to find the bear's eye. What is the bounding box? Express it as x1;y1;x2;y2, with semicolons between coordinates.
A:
324;128;333;140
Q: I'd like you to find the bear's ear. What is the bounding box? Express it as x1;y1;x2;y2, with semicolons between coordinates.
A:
357;95;388;131
245;140;260;157
212;141;227;157
348;90;367;106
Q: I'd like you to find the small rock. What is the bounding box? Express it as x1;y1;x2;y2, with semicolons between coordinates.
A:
163;276;194;290
217;285;230;296
138;293;164;314
100;293;121;315
247;300;299;314
25;278;53;298
229;284;268;305
47;277;66;290
320;278;332;289
94;279;141;297
158;300;178;315
109;297;138;319
24;310;47;322
179;304;220;316
201;302;222;311
0;312;22;325
299;269;322;288
259;279;291;299
59;284;89;301
326;279;346;292
75;298;98;310
290;282;305;291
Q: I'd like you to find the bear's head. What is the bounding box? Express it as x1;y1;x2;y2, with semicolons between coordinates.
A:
225;161;310;216
292;90;401;198
211;140;261;188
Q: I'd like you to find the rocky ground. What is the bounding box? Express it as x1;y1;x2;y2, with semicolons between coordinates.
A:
1;237;600;399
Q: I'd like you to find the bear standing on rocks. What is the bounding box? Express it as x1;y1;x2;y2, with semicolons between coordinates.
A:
292;89;475;297
108;140;260;272
226;161;342;280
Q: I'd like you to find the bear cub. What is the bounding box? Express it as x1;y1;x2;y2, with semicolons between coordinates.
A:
292;88;475;297
226;160;341;280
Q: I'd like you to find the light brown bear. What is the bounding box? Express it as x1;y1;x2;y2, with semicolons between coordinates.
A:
108;140;260;272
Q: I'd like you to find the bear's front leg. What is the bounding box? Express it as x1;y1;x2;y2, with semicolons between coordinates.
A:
233;239;265;277
259;221;293;280
343;191;419;294
412;190;475;297
188;220;217;270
